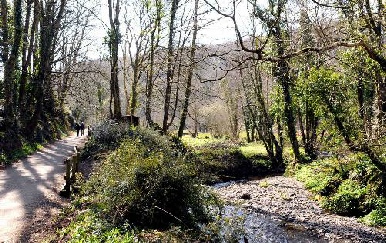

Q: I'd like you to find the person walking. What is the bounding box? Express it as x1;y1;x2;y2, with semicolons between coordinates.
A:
80;121;85;136
75;122;80;136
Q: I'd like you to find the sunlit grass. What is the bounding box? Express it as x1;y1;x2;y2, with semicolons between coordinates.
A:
181;133;223;147
239;142;267;158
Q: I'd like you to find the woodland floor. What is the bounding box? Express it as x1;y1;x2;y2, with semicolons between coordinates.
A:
214;176;386;242
0;133;88;243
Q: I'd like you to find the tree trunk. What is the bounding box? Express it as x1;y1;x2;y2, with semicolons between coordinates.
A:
108;0;122;119
162;0;179;134
273;25;302;162
177;0;199;137
18;0;37;124
145;0;162;128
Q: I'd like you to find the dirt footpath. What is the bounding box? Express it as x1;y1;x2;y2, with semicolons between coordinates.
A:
0;133;87;243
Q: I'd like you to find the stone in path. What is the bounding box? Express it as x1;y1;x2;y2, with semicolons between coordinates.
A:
0;133;88;243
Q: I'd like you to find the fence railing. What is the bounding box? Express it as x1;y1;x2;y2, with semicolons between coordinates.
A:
60;146;80;198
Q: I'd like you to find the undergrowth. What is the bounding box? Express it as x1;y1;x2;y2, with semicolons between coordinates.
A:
294;153;386;226
0;141;43;165
184;140;273;184
57;122;227;241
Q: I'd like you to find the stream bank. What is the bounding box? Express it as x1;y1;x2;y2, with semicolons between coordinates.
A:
213;176;386;242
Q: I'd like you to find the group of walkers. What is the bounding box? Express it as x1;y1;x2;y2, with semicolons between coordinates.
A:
74;121;85;136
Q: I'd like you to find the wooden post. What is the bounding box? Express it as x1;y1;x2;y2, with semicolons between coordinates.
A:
60;146;81;197
71;146;79;181
60;158;72;197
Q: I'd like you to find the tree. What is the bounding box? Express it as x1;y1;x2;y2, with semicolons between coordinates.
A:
1;0;23;126
294;4;320;160
0;0;23;149
177;0;199;137
122;0;152;117
162;0;179;134
145;0;163;128
204;0;302;161
28;0;67;140
107;0;122;119
241;60;284;167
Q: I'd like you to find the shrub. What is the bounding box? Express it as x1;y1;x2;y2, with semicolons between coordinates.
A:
60;210;135;243
80;130;218;230
361;198;386;226
295;153;384;221
322;180;367;216
295;158;342;195
82;122;187;160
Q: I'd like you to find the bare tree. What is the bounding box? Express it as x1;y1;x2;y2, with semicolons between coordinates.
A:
107;0;122;119
177;0;199;137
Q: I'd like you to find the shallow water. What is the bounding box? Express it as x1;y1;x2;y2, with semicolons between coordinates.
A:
218;205;326;243
212;179;327;242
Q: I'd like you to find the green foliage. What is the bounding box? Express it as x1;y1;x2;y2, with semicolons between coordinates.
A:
361;198;386;226
192;141;272;184
60;210;134;243
295;158;342;195
0;141;42;165
295;153;385;223
75;124;219;234
307;67;362;138
322;180;367;216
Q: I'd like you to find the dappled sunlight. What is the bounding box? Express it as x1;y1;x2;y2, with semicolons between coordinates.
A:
0;190;25;241
0;135;88;242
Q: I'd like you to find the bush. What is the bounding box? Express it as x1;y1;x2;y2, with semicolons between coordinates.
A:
295;159;342;196
322;180;367;216
83;121;187;160
80;128;218;231
361;198;386;226
295;153;384;221
60;210;135;243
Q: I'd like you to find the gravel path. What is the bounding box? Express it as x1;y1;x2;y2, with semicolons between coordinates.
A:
214;176;386;243
0;133;88;243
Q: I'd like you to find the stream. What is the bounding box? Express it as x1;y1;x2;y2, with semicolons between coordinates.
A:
212;181;326;242
210;177;386;243
217;205;326;243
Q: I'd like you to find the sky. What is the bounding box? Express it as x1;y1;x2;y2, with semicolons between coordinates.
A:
86;0;254;59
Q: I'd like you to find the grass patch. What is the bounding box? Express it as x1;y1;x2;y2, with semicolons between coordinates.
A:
239;142;267;158
181;134;223;148
190;141;274;184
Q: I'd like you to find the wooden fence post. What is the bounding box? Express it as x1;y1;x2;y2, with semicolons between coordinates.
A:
60;146;80;197
60;158;72;197
71;146;79;181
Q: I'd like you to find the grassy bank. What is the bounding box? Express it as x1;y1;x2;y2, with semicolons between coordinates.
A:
293;153;386;226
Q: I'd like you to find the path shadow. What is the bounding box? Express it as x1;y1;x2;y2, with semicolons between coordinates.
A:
0;134;88;242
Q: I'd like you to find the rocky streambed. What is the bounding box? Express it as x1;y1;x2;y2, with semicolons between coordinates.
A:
212;176;386;243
